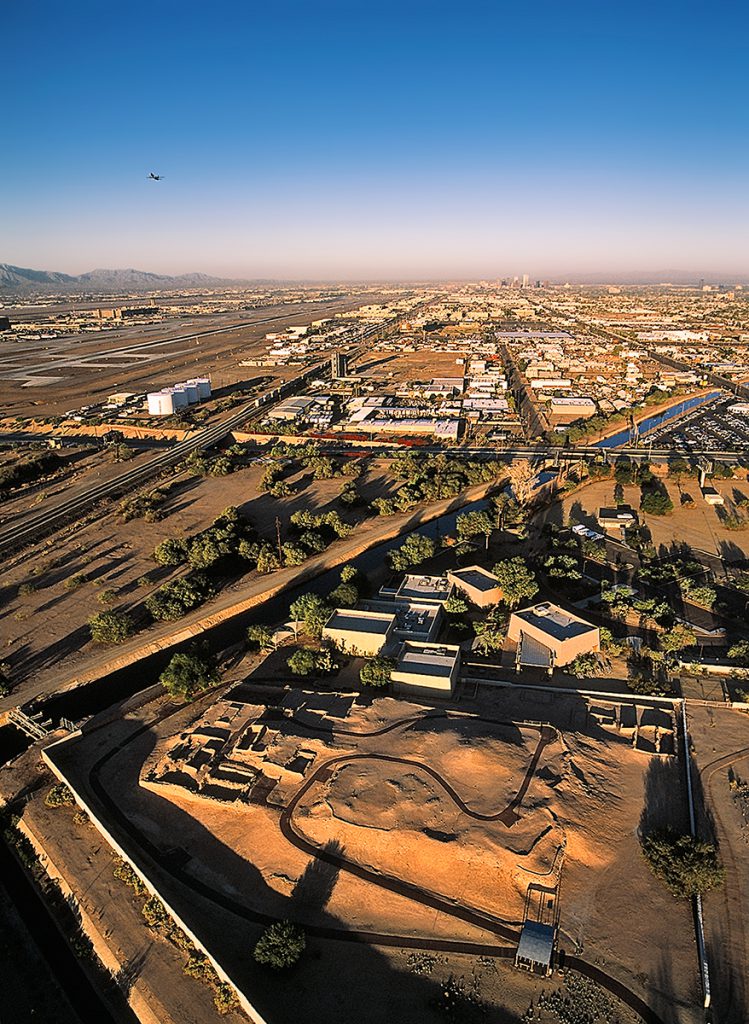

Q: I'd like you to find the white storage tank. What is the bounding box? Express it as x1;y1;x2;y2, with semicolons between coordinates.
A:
147;391;176;416
168;387;189;409
178;382;200;404
191;377;211;400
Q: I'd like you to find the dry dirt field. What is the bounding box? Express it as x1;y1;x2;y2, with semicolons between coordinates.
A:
49;684;704;1024
542;476;749;562
0;456;398;701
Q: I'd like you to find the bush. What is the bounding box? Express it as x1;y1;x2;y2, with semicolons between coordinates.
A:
45;784;75;808
360;656;395;688
287;649;318;676
88;609;135;644
160;649;218;701
213;983;239;1015
641;827;725;897
568;653;599;678
253;921;306;969
113;859;148;896
142;896;170;929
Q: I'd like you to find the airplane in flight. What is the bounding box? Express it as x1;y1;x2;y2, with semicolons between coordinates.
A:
148;172;164;181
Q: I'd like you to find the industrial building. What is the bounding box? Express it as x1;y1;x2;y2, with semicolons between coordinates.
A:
391;642;461;697
322;608;397;656
507;602;600;673
331;352;349;379
447;566;503;608
146;377;211;416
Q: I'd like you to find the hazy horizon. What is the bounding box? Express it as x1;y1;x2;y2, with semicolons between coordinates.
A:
4;0;748;279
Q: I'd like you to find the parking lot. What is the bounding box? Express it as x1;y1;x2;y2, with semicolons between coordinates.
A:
645;395;749;453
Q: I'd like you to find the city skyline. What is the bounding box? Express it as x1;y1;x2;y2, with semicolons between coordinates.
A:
3;0;748;278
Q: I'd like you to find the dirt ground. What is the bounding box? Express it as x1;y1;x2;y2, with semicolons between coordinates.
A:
46;684;703;1024
0;455;401;698
543;476;749;562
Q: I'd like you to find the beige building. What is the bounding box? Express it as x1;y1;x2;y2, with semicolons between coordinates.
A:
507;602;599;673
322;609;396;656
447;566;503;608
391;642;461;698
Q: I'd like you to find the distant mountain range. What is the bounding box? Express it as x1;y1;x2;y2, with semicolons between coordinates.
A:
0;263;242;294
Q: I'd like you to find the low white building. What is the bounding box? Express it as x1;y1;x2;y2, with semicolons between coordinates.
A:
391;642;461;697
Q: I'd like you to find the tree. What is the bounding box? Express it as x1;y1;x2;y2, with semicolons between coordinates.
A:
660;623;697;655
599;627;625;657
247;625;275;652
641;828;725;897
256;545;282;573
89;609;135;644
613;482;625;505
640;487;674;516
492;558;538;608
45;784;75;808
253;921;306;970
289;593;331;638
329;581;358;608
340;565;358;584
146;574;214;621
287;649;318;676
728;640;749;666
444;594;469;616
456;510;494;549
388;533;436;572
160;649;218;700
360;656;394;688
153;537;188;567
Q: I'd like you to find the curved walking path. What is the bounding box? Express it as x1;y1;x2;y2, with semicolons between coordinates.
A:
77;703;666;1024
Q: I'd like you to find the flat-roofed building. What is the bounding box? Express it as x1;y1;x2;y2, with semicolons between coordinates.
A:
394;574;453;605
391;642;461;697
597;506;638;530
322;608;396;656
447;566;503;608
508;602;600;673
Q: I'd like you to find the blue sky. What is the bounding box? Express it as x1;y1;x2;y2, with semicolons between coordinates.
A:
2;0;748;279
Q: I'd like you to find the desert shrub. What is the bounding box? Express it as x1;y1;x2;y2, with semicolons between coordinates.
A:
113;859;148;896
45;784;75;808
641;827;725;897
142;896;170;929
253;921;306;970
88;609;135;644
64;574;88;591
213;983;239;1015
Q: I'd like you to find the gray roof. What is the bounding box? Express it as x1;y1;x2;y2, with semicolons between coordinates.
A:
324;609;395;635
516;922;555;966
450;567;500;593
